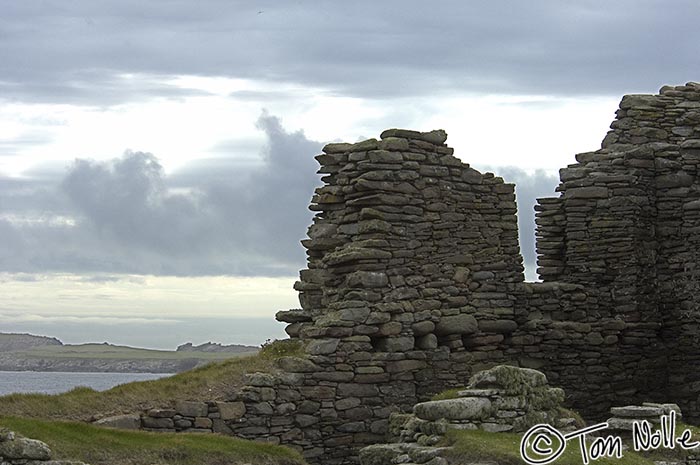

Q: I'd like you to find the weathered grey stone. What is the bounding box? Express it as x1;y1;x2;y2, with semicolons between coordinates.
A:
610;405;663;418
478;319;517;333
380;128;448;145
564;186;609;199
481;422;514;432
216;402;246;420
414;397;492;421
471;271;494;281
147;408;175;418
346;271;389;288
275;309;312;323
142;417;174;429
324;246;392;265
375;336;415;352
378;321;403;336
411;320;435;336
194;417;213;429
379;137;410;151
656;173;694;188
350;138;379;152
175;401;208;418
306;339;339;355
295;414;320;427
468;365;547;393
93;413;141;430
386;359;427;372
606;417;638;431
359;444;407;465
416;333;438;349
322;142;353;153
338;383;379;397
642;402;681;416
0;437;51;460
434;314;478;335
368;150;403;164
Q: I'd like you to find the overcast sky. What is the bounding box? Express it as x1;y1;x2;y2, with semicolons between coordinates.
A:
1;1;698;348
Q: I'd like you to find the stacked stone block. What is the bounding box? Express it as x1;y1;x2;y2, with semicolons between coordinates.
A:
91;83;700;463
536;82;700;421
274;128;529;462
359;366;575;465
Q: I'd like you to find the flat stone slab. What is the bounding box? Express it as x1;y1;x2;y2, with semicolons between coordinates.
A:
414;397;492;421
456;389;499;397
359;443;451;465
379;128;448;145
93;413;141;430
643;402;682;416
610;405;664;418
606;418;638;431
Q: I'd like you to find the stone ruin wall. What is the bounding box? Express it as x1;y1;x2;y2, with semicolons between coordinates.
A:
276;82;700;462
536;82;700;419
116;83;700;465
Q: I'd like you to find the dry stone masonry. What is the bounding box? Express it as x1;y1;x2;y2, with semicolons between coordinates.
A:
95;400;247;434
276;82;700;462
0;429;89;465
92;82;700;464
359;365;576;465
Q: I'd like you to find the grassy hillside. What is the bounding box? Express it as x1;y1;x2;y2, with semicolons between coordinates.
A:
0;340;302;421
0;340;307;465
0;416;307;465
0;332;62;351
0;354;269;420
443;428;653;465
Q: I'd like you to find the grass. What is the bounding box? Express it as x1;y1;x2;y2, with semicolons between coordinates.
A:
0;416;307;465
443;428;656;465
0;339;308;422
431;387;464;401
0;353;275;421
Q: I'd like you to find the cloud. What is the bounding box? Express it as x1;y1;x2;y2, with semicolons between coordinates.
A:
0;132;54;156
1;1;698;106
0;114;322;276
484;166;560;281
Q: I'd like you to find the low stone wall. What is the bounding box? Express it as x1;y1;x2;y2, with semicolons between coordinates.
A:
0;429;89;465
97;399;247;435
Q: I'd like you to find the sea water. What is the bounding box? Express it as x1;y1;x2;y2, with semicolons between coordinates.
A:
0;371;171;396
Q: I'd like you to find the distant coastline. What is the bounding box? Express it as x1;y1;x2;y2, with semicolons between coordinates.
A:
0;332;259;374
0;370;171;396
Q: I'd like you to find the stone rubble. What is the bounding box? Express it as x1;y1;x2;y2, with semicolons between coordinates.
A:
359;365;575;465
0;429;89;465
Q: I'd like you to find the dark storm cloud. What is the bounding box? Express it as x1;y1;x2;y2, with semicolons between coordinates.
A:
2;0;698;105
0;115;322;276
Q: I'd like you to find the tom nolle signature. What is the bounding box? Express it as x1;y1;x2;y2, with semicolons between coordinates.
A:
520;411;699;465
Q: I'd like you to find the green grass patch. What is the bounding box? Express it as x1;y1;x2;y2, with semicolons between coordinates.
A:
259;339;306;359
0;416;307;465
443;429;656;465
0;353;276;421
430;387;464;401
